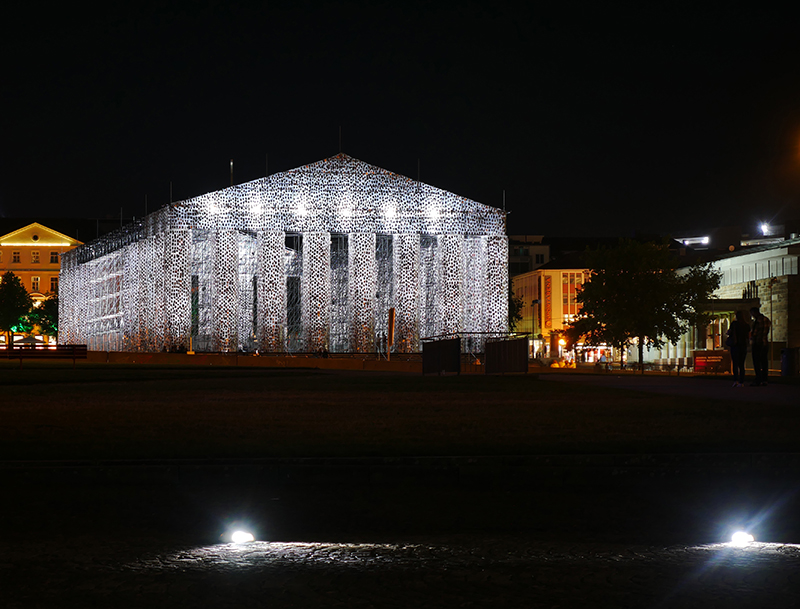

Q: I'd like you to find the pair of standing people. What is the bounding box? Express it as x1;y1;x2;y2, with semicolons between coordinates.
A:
726;307;771;387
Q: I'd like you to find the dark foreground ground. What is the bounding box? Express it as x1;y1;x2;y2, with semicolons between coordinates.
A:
5;465;800;608
3;365;800;607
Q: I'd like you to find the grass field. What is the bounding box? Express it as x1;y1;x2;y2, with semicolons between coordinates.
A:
1;363;798;460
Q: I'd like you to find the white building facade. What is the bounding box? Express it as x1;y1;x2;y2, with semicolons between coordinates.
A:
640;238;800;367
59;154;508;353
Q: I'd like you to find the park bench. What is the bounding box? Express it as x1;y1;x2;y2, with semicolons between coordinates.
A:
0;345;88;368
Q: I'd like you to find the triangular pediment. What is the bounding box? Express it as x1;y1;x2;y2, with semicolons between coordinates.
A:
167;153;506;237
0;222;83;247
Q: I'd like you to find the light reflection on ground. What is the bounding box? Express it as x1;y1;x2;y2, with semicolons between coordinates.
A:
143;541;432;569
7;537;800;607
130;538;800;572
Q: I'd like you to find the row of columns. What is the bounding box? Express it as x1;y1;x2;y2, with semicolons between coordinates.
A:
64;230;508;353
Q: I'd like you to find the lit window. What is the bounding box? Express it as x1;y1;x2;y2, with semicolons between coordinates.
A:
31;251;40;264
50;276;59;293
32;276;40;292
12;251;20;263
50;251;59;264
0;251;3;263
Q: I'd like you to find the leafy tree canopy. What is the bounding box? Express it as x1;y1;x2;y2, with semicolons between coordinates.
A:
23;293;59;338
566;240;721;362
0;271;33;343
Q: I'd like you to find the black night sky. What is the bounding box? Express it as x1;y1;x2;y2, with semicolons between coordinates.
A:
4;2;800;237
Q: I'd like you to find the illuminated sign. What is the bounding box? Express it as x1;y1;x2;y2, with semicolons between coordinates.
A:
544;275;552;328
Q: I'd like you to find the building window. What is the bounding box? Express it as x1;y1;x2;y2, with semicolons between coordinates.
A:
12;251;20;263
535;254;544;264
0;251;3;263
562;272;589;322
32;276;40;292
50;276;59;293
50;251;59;264
31;251;40;264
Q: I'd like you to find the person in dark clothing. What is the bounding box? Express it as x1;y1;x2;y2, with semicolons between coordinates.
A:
727;309;750;387
749;306;771;386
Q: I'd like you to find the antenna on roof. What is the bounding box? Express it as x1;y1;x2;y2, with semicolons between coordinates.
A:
417;158;420;182
169;181;173;205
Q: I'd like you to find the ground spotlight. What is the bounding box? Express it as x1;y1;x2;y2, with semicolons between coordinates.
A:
231;530;255;543
731;531;754;546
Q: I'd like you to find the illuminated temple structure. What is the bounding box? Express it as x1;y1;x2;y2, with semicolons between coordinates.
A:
59;154;508;353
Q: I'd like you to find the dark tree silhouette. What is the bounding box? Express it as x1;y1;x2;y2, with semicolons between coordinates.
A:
567;240;720;370
24;293;59;338
508;282;523;332
0;271;33;347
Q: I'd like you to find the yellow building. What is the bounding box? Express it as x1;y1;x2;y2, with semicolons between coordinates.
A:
0;222;82;345
0;222;82;300
512;258;593;361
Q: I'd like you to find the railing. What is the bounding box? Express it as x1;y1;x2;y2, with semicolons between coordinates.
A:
0;345;88;368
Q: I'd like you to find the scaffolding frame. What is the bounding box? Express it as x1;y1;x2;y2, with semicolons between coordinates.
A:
60;154;508;353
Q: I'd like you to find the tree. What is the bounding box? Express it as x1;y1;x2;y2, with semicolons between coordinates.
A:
0;271;33;347
508;281;523;332
26;293;59;338
567;240;721;370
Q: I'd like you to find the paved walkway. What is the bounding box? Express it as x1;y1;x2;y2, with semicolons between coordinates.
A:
539;373;800;405
5;534;799;608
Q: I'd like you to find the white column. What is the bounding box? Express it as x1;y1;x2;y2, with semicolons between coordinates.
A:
348;233;376;353
165;229;192;350
137;235;166;351
393;233;420;352
212;229;239;352
257;231;286;352
122;242;139;350
302;231;330;352
463;236;487;352
435;234;465;337
57;253;75;344
485;235;508;335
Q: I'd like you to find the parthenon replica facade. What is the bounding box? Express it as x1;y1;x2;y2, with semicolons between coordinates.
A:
59;154;508;353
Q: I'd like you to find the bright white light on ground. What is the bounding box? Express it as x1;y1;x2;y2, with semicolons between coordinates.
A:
731;531;754;545
231;530;255;543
